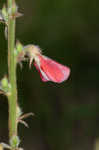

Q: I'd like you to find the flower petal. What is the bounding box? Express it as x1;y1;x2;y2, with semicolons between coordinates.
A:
34;62;50;82
34;55;70;83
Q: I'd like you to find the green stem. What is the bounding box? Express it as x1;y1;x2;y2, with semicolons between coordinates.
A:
7;0;18;143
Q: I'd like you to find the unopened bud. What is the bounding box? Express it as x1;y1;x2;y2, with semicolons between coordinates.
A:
1;77;8;89
16;41;23;53
10;135;20;148
2;5;8;23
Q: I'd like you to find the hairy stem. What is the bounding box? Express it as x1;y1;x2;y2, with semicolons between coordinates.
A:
7;0;18;144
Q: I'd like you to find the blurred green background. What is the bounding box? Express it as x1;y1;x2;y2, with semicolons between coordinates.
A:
0;0;99;150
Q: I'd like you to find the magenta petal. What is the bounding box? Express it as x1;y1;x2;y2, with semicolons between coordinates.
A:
34;55;70;83
34;62;50;82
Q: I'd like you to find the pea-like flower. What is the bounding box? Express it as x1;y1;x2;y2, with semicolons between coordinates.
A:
25;45;70;83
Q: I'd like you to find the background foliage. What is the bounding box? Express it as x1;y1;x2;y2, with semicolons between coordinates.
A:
0;0;99;150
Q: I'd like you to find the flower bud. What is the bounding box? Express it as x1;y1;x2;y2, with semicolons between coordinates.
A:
1;77;8;89
10;135;20;148
2;5;8;23
16;41;23;53
0;77;11;95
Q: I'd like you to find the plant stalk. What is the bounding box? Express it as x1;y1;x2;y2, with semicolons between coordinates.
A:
7;0;18;144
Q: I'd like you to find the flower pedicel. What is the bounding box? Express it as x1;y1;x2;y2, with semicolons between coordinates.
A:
24;45;70;83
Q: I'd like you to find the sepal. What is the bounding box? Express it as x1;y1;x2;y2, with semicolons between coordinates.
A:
8;3;23;19
23;44;41;67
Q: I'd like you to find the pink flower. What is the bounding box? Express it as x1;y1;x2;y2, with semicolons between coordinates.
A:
34;54;70;83
26;45;70;83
